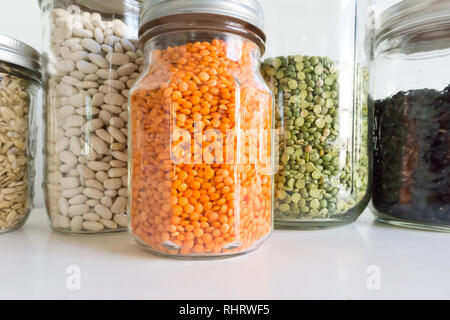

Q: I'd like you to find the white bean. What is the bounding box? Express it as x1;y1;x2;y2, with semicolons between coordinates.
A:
76;60;99;73
94;27;104;43
83;187;103;200
56;83;77;96
61;177;80;189
97;68;118;79
58;198;69;216
69;194;88;205
83;213;101;221
87;161;110;171
81;118;103;133
95;204;113;220
56;60;75;73
95;171;108;183
60;151;77;166
70;216;83;232
70;51;89;61
117;63;138;76
106;52;129;65
47;7;143;232
108;167;127;178
68;204;89;216
101;219;118;229
73;28;94;38
62;187;82;198
82;221;104;232
57;215;71;229
88;53;109;68
113;214;128;227
104;178;122;190
56;137;69;152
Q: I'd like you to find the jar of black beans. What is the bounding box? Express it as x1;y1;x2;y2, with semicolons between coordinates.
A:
373;85;450;231
372;0;450;232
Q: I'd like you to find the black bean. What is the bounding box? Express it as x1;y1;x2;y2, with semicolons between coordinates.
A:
373;85;450;226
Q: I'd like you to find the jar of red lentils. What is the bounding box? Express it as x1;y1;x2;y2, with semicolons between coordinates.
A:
130;0;273;258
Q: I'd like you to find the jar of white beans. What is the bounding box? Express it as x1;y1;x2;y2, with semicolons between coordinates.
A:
39;0;143;233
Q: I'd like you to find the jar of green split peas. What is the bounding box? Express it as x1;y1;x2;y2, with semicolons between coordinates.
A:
260;0;374;229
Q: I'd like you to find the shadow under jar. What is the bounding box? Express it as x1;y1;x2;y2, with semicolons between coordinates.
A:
0;35;40;233
129;0;273;258
260;0;373;229
40;0;143;233
372;0;450;232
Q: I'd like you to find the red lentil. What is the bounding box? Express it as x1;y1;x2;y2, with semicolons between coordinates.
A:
130;38;272;256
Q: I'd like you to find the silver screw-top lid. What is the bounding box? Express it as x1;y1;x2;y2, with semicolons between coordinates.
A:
0;34;41;75
140;0;264;32
375;0;450;55
377;0;450;43
38;0;141;15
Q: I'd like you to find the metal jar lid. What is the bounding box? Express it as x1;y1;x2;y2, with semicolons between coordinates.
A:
140;0;264;31
0;34;41;76
376;0;450;54
38;0;141;16
75;0;141;16
139;0;266;51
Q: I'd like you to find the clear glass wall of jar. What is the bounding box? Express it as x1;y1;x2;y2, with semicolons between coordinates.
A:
260;0;373;229
130;0;273;258
0;35;41;233
40;0;143;233
372;0;450;232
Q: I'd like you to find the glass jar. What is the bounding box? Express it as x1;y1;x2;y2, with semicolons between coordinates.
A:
260;0;373;229
130;0;273;258
372;0;450;232
40;0;143;233
0;35;41;233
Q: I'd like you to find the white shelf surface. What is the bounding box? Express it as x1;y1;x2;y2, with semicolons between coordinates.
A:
1;208;449;300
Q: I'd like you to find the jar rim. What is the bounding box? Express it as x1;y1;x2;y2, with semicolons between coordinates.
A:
138;0;266;53
139;13;266;54
376;0;450;46
38;0;142;15
140;0;264;32
0;34;41;80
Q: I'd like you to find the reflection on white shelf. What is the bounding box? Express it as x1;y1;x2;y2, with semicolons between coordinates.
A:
0;208;449;299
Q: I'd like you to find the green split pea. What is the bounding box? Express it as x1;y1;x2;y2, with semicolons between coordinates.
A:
262;55;370;221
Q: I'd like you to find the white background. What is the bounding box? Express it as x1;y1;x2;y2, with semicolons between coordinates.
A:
0;0;402;208
2;0;450;302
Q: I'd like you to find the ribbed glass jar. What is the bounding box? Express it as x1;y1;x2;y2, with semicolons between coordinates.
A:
260;0;373;229
0;35;41;233
129;0;273;258
40;0;143;233
372;0;450;232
